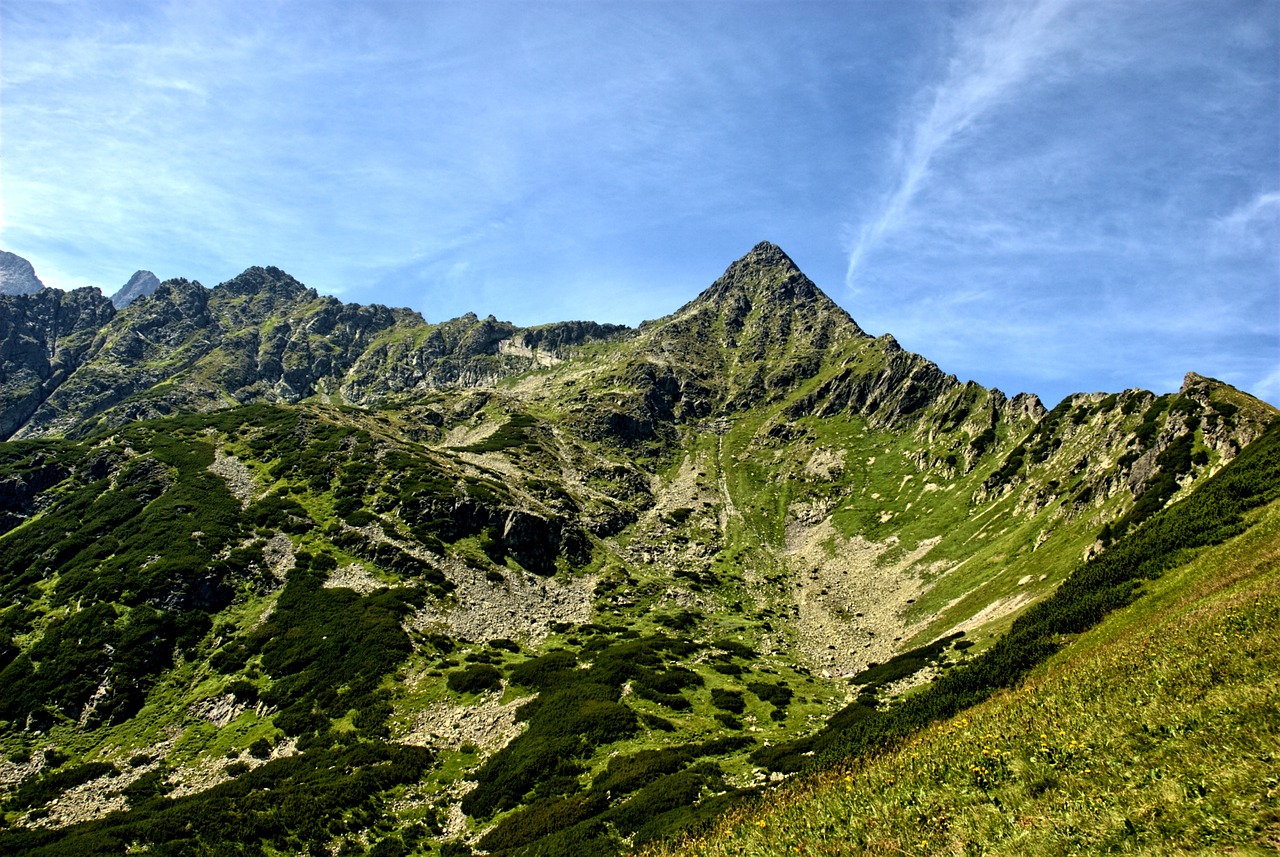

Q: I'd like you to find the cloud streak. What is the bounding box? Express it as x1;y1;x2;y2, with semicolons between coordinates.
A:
1;1;1274;406
846;0;1074;282
1212;190;1280;254
838;0;1278;406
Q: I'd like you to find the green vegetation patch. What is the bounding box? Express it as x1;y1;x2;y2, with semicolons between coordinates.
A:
453;412;540;454
250;551;427;742
461;633;734;851
753;420;1280;775
643;443;1280;857
447;663;504;695
478;736;757;855
0;426;251;727
848;632;965;693
0;743;435;856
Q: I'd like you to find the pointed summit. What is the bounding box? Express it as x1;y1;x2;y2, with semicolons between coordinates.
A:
0;250;45;296
607;242;871;415
111;270;161;308
735;240;801;272
215;265;315;301
692;241;817;309
675;241;864;340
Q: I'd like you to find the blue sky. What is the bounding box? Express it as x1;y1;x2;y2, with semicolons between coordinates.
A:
2;0;1277;407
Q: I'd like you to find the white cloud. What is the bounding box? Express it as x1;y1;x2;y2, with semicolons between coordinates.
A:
1211;191;1280;255
846;0;1076;283
1253;364;1280;407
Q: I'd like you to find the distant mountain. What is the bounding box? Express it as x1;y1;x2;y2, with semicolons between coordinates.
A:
0;264;631;440
110;270;161;308
0;241;1274;856
0;250;45;295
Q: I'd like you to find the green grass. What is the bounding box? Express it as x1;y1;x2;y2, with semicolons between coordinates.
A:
0;348;1273;856
642;487;1280;855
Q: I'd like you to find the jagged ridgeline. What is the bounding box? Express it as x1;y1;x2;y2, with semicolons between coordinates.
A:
0;243;1274;855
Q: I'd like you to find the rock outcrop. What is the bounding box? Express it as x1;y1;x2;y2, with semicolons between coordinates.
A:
0;250;45;295
0;286;117;439
110;270;161;308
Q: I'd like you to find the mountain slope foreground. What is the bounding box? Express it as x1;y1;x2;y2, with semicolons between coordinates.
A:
646;419;1280;855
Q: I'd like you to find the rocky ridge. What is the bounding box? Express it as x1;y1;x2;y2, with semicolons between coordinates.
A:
109;270;161;308
0;250;45;296
0;266;634;440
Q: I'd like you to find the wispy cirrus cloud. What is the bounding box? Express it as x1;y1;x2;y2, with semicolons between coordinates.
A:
841;0;1279;406
1211;190;1280;255
846;0;1075;282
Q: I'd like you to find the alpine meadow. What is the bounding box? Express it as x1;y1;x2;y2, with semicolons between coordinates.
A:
0;241;1276;855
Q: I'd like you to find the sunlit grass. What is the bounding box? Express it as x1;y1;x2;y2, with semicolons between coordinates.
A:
645;500;1280;856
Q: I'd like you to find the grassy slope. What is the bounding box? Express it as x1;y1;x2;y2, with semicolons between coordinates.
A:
644;478;1280;855
1;335;1274;854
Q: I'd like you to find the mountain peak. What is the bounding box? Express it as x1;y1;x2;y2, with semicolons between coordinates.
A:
679;241;863;337
215;266;315;302
706;241;806;300
0;250;46;296
741;240;798;268
112;270;161;308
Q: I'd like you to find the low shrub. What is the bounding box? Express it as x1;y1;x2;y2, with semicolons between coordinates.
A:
448;664;503;695
710;688;745;714
747;682;793;708
507;650;578;690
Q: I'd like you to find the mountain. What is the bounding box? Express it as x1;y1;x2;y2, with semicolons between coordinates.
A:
643;418;1280;855
110;270;161;308
0;242;1274;855
0;286;117;439
0;265;630;440
0;250;46;296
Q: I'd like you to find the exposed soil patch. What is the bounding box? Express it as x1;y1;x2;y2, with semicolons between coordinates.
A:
951;592;1036;634
262;532;295;579
167;737;299;800
23;737;176;830
397;690;527;755
188;693;248;727
208;450;257;506
0;754;44;787
324;562;385;595
409;559;596;645
782;517;939;677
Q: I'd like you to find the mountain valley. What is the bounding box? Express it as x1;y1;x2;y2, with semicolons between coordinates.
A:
0;242;1275;856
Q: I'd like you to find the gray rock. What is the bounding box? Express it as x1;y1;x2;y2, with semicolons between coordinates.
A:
110;270;161;308
0;286;116;438
0;250;45;296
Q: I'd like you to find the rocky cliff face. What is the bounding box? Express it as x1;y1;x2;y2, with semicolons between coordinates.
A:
0;287;117;439
1;267;633;440
528;243;1037;457
109;270;161;308
0;250;45;296
657;241;867;409
542;242;871;448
